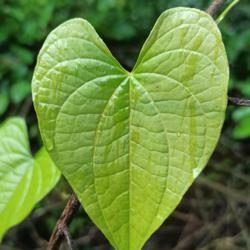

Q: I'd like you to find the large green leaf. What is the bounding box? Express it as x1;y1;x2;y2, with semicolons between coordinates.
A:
32;7;228;250
0;118;60;240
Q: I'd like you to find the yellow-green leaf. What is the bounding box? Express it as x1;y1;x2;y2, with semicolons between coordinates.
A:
32;7;228;250
0;118;60;240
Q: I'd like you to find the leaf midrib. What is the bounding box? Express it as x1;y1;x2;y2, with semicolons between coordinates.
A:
129;76;170;247
92;76;129;249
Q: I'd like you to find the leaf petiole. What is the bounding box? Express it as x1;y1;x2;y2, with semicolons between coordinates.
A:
216;0;241;24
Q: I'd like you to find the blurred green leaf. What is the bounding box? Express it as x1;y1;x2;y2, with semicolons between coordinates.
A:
236;79;250;97
232;107;250;121
233;116;250;139
0;117;60;241
10;45;33;64
10;81;31;104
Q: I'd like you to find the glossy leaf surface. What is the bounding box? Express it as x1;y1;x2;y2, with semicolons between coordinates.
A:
0;118;60;240
32;7;228;250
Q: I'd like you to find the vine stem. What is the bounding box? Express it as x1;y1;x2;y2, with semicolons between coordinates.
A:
228;97;250;106
47;1;248;249
216;0;241;24
47;193;80;250
206;0;225;16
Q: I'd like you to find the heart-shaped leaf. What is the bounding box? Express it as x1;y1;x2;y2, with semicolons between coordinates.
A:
0;118;60;240
32;7;228;250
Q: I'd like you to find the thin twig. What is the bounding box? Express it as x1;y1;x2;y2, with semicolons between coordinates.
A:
216;0;241;23
197;177;250;205
47;193;80;250
173;213;233;250
206;0;225;16
61;225;74;250
228;96;250;106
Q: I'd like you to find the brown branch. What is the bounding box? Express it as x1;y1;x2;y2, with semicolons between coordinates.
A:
206;0;225;16
47;193;80;250
228;96;250;106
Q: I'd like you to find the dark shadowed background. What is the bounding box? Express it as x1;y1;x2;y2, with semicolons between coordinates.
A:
0;0;250;249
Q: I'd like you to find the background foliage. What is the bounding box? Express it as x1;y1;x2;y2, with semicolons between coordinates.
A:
0;0;250;249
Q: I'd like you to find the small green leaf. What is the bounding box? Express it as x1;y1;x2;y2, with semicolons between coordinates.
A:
232;107;250;122
32;7;228;250
10;45;34;64
10;81;31;104
0;118;60;240
233;116;250;139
